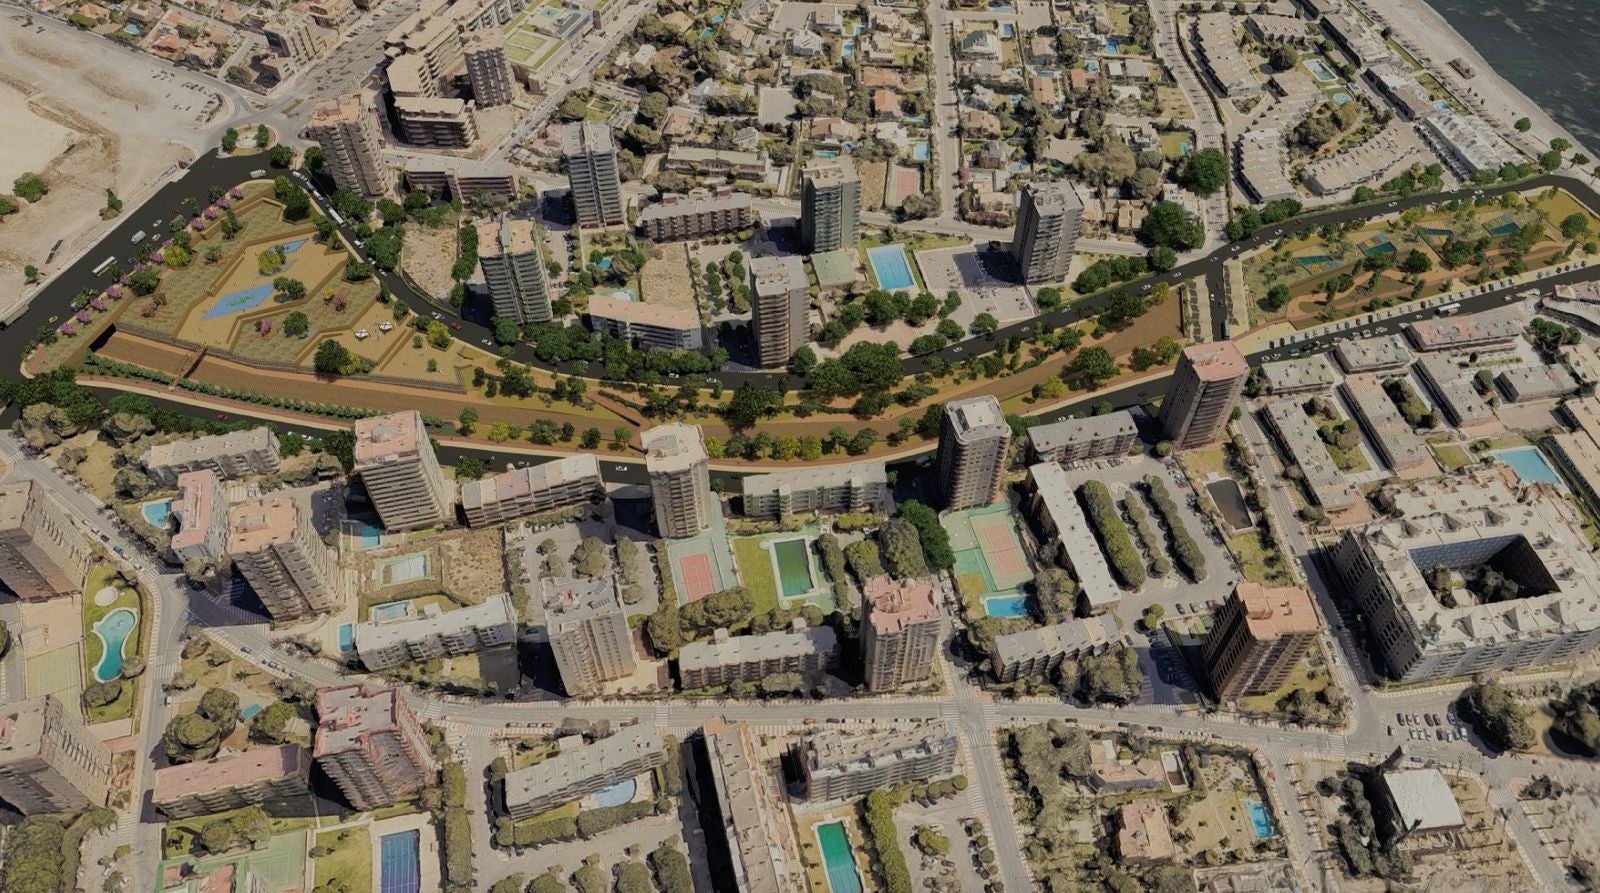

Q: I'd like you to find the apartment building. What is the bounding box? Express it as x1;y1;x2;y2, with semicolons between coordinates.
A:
677;622;839;689
1202;582;1320;699
1334;335;1414;373
264;12;332;67
308;93;392;197
1338;374;1434;476
739;461;887;519
402;158;519;203
1158;342;1248;449
152;744;311;818
1258;399;1361;518
460;455;603;526
313;684;436;810
1025;462;1121;614
935;395;1011;510
0;481;95;601
1193;13;1259;96
395;96;479;148
1414;355;1495;428
1419;109;1524;177
862;576;942;691
749;254;809;368
1330;467;1600;682
353;411;453;531
1406;313;1523;352
544;575;636;697
382;2;463;88
227;495;337;621
1010;180;1083;284
462;29;515;107
794;722;958;801
586;295;704;350
500;724;664;819
1237;128;1297;204
991;614;1125;682
636;189;754;241
1259;356;1338;395
643;423;712;538
799;158;861;253
563;121;626;227
355;594;517;671
1025;410;1137;464
142;427;281;486
477;215;553;324
0;695;114;814
701;717;795;893
169;470;229;566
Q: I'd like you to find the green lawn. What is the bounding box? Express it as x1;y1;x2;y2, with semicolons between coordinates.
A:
731;536;779;616
82;565;142;723
1430;442;1472;472
313;827;372;893
1227;529;1294;587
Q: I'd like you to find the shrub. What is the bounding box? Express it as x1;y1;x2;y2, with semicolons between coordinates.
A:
864;790;912;893
1459;682;1536;751
1141;475;1207;582
1078;481;1146;587
650;841;693;893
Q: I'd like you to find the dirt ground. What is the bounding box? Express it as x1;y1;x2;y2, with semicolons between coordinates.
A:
0;12;226;292
401;224;459;300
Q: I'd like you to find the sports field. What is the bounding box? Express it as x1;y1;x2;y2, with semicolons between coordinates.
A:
943;504;1034;610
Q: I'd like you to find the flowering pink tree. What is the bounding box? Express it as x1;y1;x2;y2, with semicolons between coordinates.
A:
256;318;273;336
140;302;158;317
74;310;91;324
203;206;219;220
189;217;204;231
333;296;347;312
57;322;75;336
228;186;243;199
90;298;107;312
217;197;231;209
149;250;165;264
104;286;120;300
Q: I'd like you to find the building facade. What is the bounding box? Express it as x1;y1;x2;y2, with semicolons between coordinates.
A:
1202;582;1320;699
739;462;887;519
701;718;795;893
636;189;754;241
563;121;625;227
749;254;809;368
169;470;229;566
460;455;603;526
0;695;114;814
1011;181;1083;284
862;576;942;691
227;495;337;621
462;29;515;106
1158;341;1248;449
586;295;704;350
643;423;712;538
544;576;636;697
677;622;839;689
394;96;479;148
142;427;281;486
354;594;517;671
313;684;435;810
500;724;664;819
935;395;1011;510
477;215;553;324
991;614;1125;682
799;158;861;253
0;481;95;601
152;744;312;818
353;411;453;531
795;722;958;801
308;93;391;197
1025;411;1137;464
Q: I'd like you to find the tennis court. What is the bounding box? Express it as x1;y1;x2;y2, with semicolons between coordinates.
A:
676;552;716;602
944;504;1034;604
379;831;420;893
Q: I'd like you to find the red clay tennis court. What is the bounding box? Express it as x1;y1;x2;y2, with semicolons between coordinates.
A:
974;514;1030;588
676;552;716;602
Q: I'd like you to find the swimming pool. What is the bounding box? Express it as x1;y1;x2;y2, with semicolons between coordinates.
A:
815;822;862;893
338;623;354;652
999;22;1014;38
370;602;411;623
911;141;930;161
1303;58;1337;82
771;538;815;598
379;831;421;893
1331;91;1352;104
985;594;1029;617
866;244;915;290
1246;800;1275;839
1495;446;1563;487
352;519;382;549
141;498;173;528
240;703;263;720
592;777;637;808
91;607;137;682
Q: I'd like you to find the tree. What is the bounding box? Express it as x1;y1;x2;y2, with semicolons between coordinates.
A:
12;172;48;202
723;383;780;430
458;407;478;434
1561;212;1591;240
788;346;817;376
898;499;955;570
282;311;310;337
454;456;485;480
272;277;306;300
1515;117;1532;132
313;339;357;376
879;518;929;579
1140;200;1204;249
221;128;238;152
1459;682;1536;751
971;311;998;334
1069;347;1118;387
427;320;450;348
249;701;295;743
163;712;221;763
1179;148;1227;195
1400;249;1433;274
1269;44;1299;71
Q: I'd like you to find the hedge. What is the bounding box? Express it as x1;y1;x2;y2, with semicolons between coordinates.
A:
864;790;911;893
1122;496;1172;577
1141;475;1208;582
650;842;693;893
443;806;472;888
1078;481;1147;588
816;533;850;603
575;799;657;837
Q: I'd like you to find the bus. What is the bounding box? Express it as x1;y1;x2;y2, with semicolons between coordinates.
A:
91;256;116;276
1435;302;1460;316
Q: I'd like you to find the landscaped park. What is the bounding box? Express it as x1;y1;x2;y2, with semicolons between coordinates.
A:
1241;187;1600;329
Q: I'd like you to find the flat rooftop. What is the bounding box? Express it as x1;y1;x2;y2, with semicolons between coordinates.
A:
642;423;707;473
225;496;301;554
153;744;307;802
353;410;427;466
862;575;939;633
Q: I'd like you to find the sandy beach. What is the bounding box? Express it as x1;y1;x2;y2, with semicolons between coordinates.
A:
1354;0;1590;160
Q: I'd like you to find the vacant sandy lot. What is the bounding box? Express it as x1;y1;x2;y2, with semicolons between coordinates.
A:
0;11;230;293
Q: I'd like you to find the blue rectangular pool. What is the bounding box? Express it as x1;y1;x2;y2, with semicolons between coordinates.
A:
866;244;915;291
984;594;1029;617
1246;800;1275;839
815;822;862;893
1494;446;1563;487
379;830;420;893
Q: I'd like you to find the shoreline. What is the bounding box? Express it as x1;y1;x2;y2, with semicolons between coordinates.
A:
1353;0;1591;161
